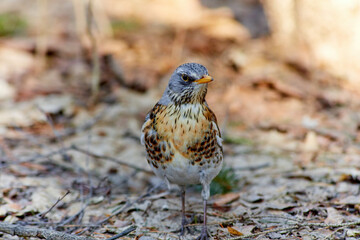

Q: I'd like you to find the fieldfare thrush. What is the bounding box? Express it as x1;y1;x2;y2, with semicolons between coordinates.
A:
141;63;223;239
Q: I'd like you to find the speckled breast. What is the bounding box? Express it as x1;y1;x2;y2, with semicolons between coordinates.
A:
143;103;223;185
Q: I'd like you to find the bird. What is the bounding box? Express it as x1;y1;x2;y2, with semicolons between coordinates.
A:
141;63;223;239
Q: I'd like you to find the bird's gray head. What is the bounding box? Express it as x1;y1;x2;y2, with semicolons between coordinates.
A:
159;63;213;105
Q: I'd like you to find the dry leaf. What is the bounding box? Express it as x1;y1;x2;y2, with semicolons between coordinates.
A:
347;229;360;237
337;195;360;205
324;207;343;224
303;131;319;152
0;79;15;101
227;226;243;236
214;192;240;206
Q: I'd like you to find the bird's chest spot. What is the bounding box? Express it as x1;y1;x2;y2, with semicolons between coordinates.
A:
156;104;209;147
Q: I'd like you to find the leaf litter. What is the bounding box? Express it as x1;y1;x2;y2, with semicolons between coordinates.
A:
0;0;360;239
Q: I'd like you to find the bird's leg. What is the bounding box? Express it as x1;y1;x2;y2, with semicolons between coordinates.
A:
197;182;210;240
197;199;208;240
180;186;187;235
174;187;193;235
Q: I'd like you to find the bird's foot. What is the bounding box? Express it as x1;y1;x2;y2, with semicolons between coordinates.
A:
196;226;209;240
180;217;191;236
172;216;194;235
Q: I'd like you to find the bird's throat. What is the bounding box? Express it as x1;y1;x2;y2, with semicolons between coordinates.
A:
169;85;207;105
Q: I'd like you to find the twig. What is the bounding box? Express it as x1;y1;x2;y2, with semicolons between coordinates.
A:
39;190;71;218
4;147;73;164
233;162;271;171
3;143;151;176
105;226;136;240
94;183;163;227
103;54;126;87
0;137;15;161
227;220;360;240
301;220;360;228
185;213;300;228
322;227;345;240
70;145;152;174
38;108;72;163
184;217;243;228
55;108;105;140
86;0;100;97
5;138;147;168
72;133;94;236
38;108;64;145
304;126;347;142
228;225;301;240
57;203;89;227
35;0;47;73
250;214;302;223
73;184;161;236
0;222;94;240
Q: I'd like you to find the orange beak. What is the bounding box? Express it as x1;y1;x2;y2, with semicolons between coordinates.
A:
194;75;214;84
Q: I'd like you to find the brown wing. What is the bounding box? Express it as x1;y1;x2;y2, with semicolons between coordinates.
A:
186;105;223;167
141;104;174;169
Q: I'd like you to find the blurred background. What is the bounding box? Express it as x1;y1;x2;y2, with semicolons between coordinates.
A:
1;0;360;127
1;0;360;239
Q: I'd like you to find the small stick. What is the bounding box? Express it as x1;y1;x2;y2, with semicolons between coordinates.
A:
70;145;152;174
233;162;271;171
228;220;360;240
35;0;48;73
2;147;73;164
91;182;163;230
56;109;105;140
322;227;345;240
228;225;302;240
39;190;71;218
57;203;89;227
0;137;15;161
105;226;136;240
86;0;100;97
4;144;151;175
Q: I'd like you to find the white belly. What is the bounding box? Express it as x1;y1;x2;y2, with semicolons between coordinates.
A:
150;151;223;186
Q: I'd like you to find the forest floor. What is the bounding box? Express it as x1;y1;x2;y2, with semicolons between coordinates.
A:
1;0;360;239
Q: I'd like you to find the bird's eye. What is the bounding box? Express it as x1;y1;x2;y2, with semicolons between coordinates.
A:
181;74;189;82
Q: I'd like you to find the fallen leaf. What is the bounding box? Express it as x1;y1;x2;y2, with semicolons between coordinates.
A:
213;192;240;206
337;195;360;205
324;207;343;224
7;202;22;211
347;229;360;237
113;219;131;228
234;225;255;235
0;202;23;216
132;211;145;227
0;79;15;101
227;226;243;236
0;47;34;80
35;94;75;115
303;131;319;152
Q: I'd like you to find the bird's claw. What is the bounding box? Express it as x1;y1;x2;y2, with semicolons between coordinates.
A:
196;227;209;240
180;217;194;235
